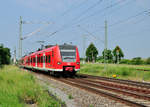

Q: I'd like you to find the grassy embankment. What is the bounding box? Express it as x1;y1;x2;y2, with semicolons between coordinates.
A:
0;65;60;107
80;63;150;81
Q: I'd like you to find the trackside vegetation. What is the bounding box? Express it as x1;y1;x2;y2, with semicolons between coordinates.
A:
0;44;11;67
80;63;150;81
0;65;60;107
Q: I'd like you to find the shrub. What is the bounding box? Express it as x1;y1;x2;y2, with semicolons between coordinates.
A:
120;59;131;64
131;57;144;65
146;57;150;65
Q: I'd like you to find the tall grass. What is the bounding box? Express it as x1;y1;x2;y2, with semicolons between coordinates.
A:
80;63;150;81
0;65;60;107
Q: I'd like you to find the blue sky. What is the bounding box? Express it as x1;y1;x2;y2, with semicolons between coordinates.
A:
0;0;150;59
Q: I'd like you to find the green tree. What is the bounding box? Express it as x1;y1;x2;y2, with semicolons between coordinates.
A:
0;44;11;65
86;43;98;62
102;49;113;63
146;57;150;65
113;46;124;63
131;57;143;65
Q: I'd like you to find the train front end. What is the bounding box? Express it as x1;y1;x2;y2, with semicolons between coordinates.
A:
59;44;80;75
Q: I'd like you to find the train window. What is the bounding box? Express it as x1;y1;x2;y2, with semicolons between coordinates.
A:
34;58;35;63
46;56;47;63
52;51;54;57
39;57;41;63
48;55;51;63
46;56;48;63
41;56;43;63
43;56;45;63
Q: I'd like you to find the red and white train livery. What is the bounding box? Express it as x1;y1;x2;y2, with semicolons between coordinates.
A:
20;44;80;75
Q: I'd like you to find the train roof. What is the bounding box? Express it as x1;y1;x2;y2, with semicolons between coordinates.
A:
22;44;77;58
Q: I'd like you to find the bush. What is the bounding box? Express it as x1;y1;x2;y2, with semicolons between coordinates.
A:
146;57;150;65
131;57;144;65
119;59;130;64
0;45;11;65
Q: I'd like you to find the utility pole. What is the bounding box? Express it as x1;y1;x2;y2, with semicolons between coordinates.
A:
82;35;86;64
13;47;16;64
104;20;108;70
19;16;22;59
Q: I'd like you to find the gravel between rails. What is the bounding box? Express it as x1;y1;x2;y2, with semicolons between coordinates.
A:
33;73;127;107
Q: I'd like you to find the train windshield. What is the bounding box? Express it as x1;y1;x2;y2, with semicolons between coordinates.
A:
59;45;76;62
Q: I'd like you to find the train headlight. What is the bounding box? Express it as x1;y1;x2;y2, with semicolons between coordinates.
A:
77;62;80;65
57;62;61;65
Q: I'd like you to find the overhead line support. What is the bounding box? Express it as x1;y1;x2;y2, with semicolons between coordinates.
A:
19;16;22;59
104;20;108;71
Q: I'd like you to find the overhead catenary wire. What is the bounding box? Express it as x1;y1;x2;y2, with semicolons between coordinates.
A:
23;0;92;42
46;0;127;38
77;25;104;44
109;9;150;27
74;0;127;25
110;15;150;41
70;0;103;24
21;24;50;40
60;0;90;17
46;0;103;37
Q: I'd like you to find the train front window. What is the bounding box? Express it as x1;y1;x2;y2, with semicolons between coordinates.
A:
60;49;76;62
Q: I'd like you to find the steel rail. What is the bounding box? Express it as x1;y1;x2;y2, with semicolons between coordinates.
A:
67;78;150;101
59;78;146;107
79;74;150;89
83;78;150;94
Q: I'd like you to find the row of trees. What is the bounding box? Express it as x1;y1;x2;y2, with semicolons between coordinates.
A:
85;43;124;63
0;44;11;66
120;57;150;65
85;43;150;65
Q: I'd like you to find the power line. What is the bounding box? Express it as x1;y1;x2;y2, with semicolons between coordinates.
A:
46;0;127;38
106;0;135;17
22;24;50;40
71;0;103;24
60;0;90;17
109;9;150;27
46;0;104;37
77;25;104;44
74;0;127;25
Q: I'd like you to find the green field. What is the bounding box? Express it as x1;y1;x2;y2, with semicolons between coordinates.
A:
0;65;60;107
80;63;150;81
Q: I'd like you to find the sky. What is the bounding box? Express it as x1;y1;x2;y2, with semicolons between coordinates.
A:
0;0;150;59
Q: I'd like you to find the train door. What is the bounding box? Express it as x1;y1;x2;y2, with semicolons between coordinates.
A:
37;54;40;68
51;50;54;68
35;55;37;68
43;53;45;69
45;51;51;69
40;53;43;68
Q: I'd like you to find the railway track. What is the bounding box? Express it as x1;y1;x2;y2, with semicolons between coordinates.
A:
79;74;150;89
28;70;150;107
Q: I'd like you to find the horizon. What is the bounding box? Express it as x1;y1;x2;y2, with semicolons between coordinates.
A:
0;0;150;59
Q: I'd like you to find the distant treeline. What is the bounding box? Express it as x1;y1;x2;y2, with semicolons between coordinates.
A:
120;57;150;65
82;43;150;65
85;43;124;64
0;44;11;67
81;56;150;65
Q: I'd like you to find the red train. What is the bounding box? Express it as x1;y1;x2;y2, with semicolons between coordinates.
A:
20;44;80;75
